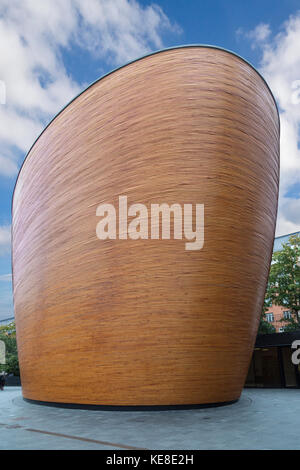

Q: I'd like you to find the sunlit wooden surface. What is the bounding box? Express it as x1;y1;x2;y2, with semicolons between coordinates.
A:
12;46;280;406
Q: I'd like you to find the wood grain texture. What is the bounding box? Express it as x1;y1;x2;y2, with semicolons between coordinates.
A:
12;46;280;406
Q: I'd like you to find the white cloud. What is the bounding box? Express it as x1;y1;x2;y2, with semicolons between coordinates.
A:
0;0;179;178
243;13;300;236
236;23;271;48
0;225;11;255
248;23;271;44
73;0;179;64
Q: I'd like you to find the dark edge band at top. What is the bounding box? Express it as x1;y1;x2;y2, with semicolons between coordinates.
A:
23;396;239;411
11;44;280;212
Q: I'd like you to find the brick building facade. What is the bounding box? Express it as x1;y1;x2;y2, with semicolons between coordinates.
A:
265;304;293;332
265;230;300;333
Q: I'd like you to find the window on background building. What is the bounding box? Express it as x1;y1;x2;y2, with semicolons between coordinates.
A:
266;313;274;322
283;310;292;320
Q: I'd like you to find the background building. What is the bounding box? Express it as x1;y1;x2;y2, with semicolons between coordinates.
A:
245;331;300;388
265;231;300;332
0;317;14;326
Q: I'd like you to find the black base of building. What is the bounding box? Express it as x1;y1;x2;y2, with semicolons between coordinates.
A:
23;397;239;411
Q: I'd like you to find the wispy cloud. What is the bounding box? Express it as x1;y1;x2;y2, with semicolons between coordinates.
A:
236;23;271;48
0;0;180;178
0;273;12;282
237;13;300;236
247;23;271;45
0;225;11;256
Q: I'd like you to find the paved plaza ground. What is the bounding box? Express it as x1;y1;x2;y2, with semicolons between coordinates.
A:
0;387;299;450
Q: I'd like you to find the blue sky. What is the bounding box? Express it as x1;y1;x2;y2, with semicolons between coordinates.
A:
0;0;300;320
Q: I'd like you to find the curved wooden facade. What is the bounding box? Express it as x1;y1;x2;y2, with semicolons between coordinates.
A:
12;46;280;407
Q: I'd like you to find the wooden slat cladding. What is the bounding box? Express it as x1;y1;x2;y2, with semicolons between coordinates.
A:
12;46;279;406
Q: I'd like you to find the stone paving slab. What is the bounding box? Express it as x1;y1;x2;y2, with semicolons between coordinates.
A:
0;387;299;450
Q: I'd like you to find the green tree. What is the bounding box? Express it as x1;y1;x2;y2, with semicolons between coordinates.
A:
0;321;20;376
266;234;300;332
